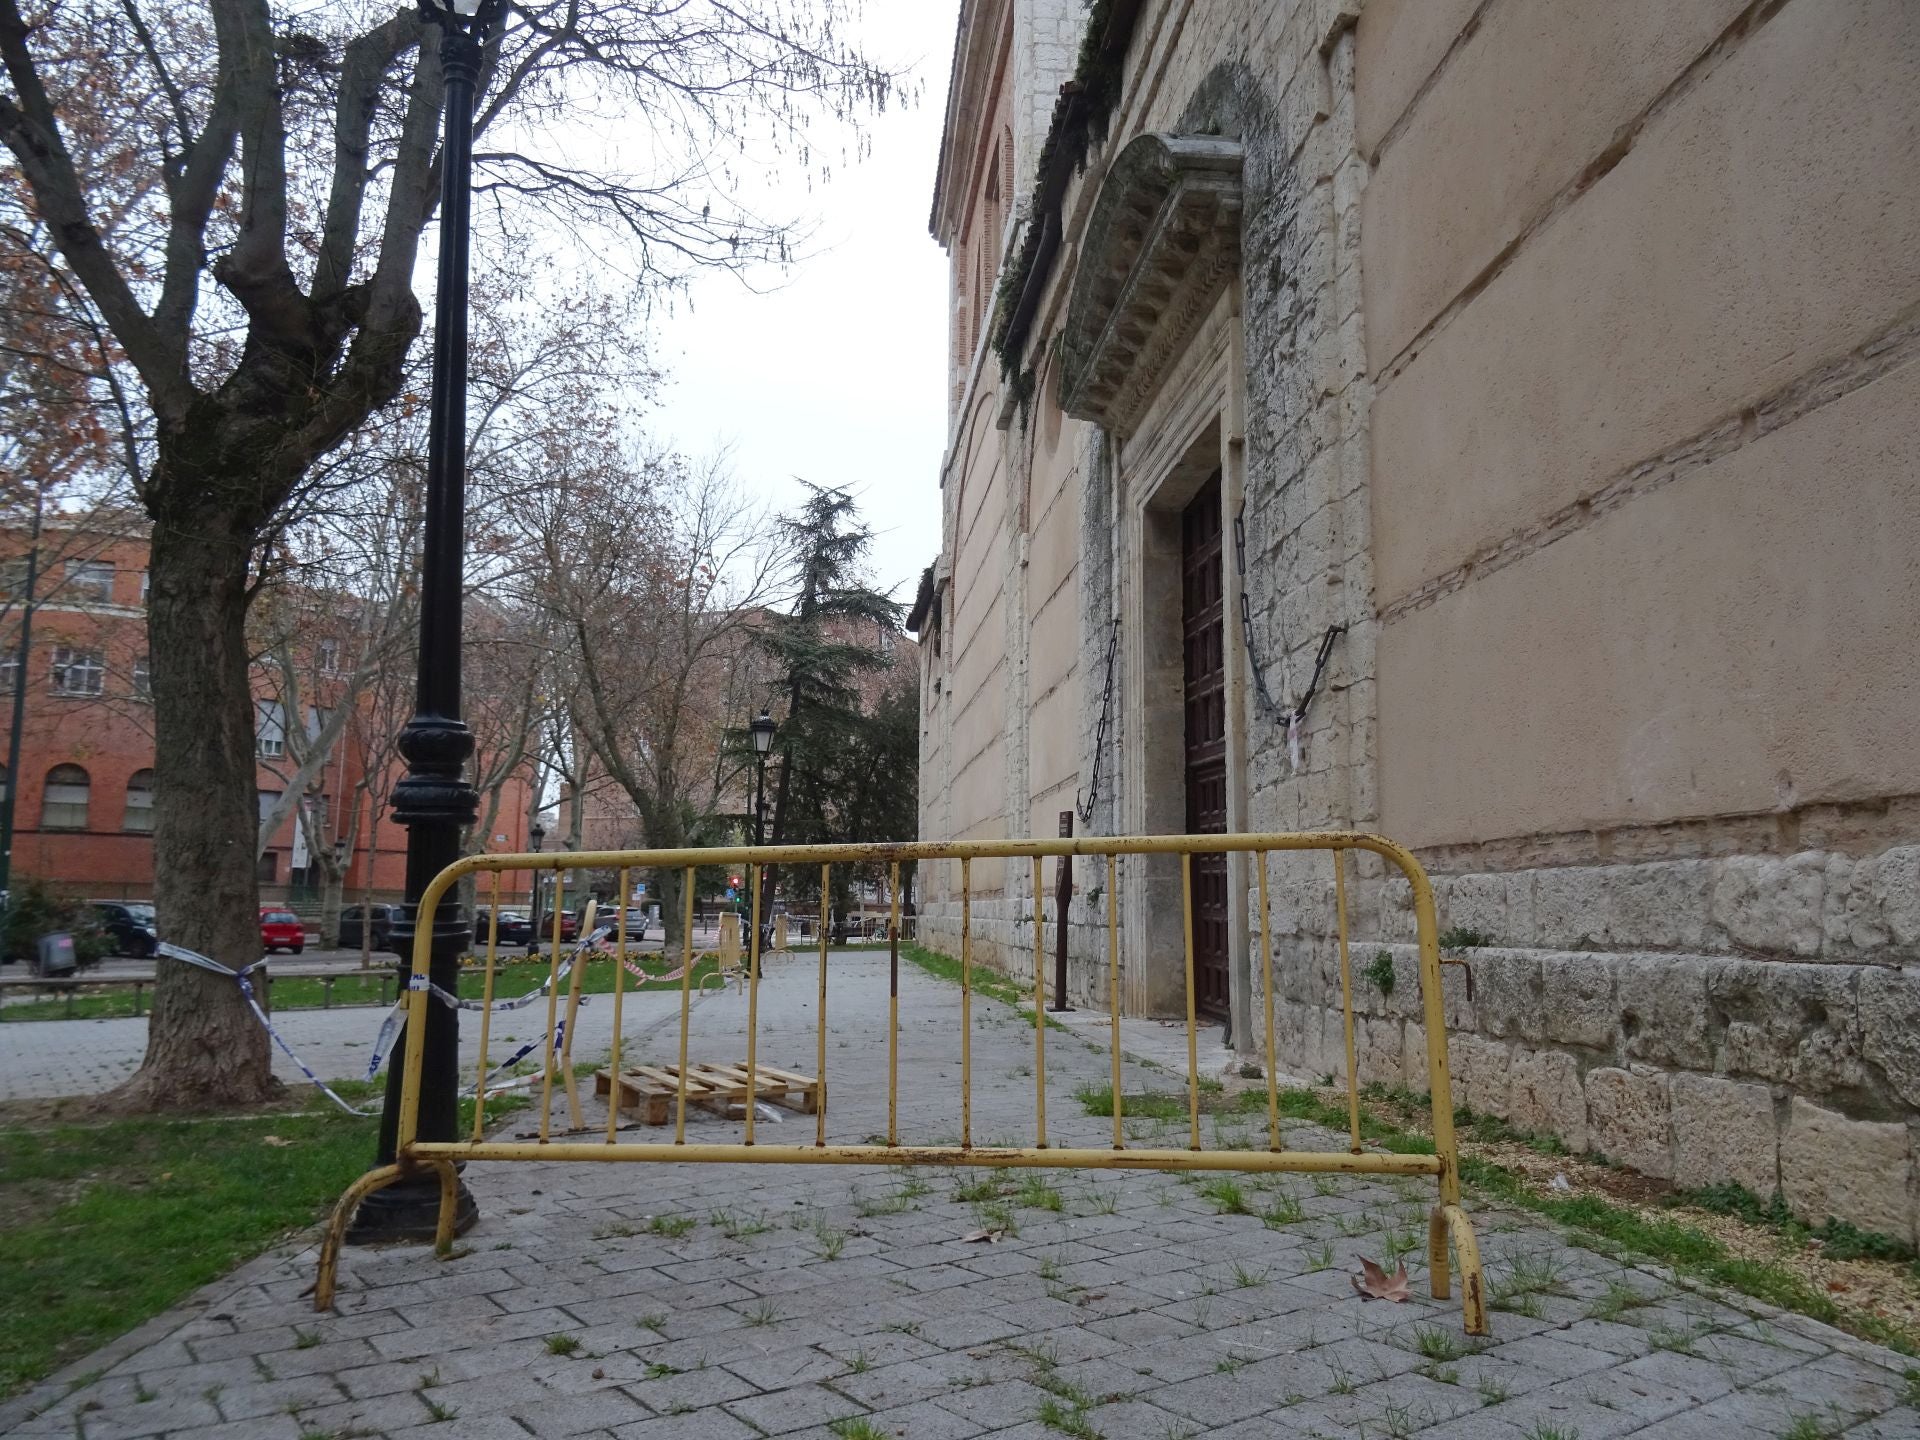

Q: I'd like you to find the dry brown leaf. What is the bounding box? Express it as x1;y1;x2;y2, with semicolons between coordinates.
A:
1350;1257;1412;1302
960;1228;1006;1244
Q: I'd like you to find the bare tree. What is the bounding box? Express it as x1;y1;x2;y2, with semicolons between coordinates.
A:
538;456;786;950
2;0;897;1106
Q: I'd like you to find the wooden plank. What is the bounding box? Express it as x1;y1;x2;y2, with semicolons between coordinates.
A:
593;1062;821;1123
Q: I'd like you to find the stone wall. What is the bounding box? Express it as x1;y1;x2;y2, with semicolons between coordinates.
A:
1264;840;1920;1241
918;0;1920;1247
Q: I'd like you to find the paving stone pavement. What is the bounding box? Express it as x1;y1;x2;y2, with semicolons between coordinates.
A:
6;953;1920;1439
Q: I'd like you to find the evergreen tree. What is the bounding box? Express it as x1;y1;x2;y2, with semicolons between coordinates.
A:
756;484;907;925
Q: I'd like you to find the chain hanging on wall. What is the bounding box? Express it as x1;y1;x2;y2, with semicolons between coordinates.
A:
1077;615;1120;826
1235;502;1346;772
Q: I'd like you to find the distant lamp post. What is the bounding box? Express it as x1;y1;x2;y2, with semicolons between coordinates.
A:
527;819;546;952
749;709;776;848
348;0;503;1244
749;709;776;947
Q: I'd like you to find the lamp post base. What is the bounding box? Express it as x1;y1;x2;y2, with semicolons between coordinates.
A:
344;1170;480;1245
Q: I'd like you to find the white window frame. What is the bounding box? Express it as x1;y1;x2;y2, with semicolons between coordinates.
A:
63;560;114;605
50;646;105;697
257;701;288;758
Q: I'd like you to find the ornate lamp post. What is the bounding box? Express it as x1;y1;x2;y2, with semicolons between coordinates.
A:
749;710;776;848
349;0;502;1242
526;818;545;953
749;709;775;947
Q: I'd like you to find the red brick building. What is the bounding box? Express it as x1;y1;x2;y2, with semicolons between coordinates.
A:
0;516;535;906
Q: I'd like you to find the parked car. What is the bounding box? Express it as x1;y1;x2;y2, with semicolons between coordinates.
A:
474;907;533;947
89;900;159;958
338;903;400;953
259;907;306;954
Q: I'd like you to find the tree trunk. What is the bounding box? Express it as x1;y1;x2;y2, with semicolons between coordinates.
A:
107;511;281;1110
319;862;346;947
658;864;684;953
361;808;378;970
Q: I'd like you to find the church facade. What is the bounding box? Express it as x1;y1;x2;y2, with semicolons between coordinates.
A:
909;0;1920;1234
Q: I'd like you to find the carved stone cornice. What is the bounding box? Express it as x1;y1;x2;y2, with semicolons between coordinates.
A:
1058;133;1244;436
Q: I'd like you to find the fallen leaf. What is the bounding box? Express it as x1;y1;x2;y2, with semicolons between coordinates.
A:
1350;1258;1412;1302
960;1228;1006;1244
1828;1280;1850;1293
262;1135;293;1148
592;1367;606;1379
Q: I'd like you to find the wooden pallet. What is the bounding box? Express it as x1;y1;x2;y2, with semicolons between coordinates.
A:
594;1061;822;1126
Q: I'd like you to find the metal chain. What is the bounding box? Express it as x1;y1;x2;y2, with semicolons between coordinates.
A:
1232;507;1281;713
1077;615;1120;825
1234;501;1345;728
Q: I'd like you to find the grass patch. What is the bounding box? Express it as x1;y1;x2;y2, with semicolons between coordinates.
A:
1036;1395;1102;1439
901;945;1070;1029
0;1102;385;1398
1;953;725;1023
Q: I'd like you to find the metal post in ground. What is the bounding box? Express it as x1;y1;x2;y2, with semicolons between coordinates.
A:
349;0;502;1244
1051;810;1074;1011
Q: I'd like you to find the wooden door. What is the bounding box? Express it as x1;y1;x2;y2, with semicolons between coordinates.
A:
1181;474;1231;1021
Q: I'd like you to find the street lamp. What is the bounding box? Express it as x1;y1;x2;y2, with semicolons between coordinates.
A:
749;709;776;848
749;709;775;948
348;0;503;1244
526;819;545;954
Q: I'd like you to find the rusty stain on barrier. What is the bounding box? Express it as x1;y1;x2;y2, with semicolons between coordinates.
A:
314;831;1487;1336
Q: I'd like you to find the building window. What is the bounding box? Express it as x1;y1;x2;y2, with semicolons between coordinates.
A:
140;571;150;605
316;637;341;673
123;768;155;833
63;560;114;605
50;646;105;697
133;656;151;698
257;700;287;758
41;763;89;829
0;763;8;805
0;653;16;694
257;851;278;882
0;558;29;598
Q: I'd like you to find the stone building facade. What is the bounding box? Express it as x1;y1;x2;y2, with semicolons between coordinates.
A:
911;0;1920;1239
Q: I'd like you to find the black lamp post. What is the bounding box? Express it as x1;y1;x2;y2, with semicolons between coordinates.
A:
526;818;545;953
749;710;776;848
749;710;775;947
349;0;501;1243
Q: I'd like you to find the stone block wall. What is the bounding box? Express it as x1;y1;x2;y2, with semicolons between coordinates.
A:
1263;843;1920;1244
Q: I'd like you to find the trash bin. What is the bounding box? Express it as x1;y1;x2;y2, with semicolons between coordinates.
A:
36;932;77;977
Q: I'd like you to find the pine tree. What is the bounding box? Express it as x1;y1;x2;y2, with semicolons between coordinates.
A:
756;484;905;925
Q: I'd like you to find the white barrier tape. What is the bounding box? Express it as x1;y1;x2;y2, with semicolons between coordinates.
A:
156;933;603;1116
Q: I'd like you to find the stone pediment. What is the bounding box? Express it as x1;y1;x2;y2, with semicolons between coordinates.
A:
1058;133;1244;436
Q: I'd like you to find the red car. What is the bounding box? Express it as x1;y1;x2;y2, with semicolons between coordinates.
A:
260;907;306;954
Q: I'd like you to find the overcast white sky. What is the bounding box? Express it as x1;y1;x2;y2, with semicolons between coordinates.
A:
645;2;961;604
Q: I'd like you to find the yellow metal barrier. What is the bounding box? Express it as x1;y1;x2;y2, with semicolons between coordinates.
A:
315;831;1487;1334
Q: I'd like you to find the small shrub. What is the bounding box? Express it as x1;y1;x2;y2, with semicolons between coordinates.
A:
1362;951;1395;996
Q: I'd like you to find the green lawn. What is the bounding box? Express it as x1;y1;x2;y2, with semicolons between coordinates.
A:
0;1104;376;1397
0;1085;533;1400
0;952;725;1023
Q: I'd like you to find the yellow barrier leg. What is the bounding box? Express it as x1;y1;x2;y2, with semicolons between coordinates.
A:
1432;1202;1490;1336
431;1158;461;1254
314;1164;407;1311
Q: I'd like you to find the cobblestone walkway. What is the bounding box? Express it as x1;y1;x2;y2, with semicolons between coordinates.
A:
6;954;1919;1439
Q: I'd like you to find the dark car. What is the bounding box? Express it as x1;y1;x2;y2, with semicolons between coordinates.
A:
88;900;159;958
338;903;400;953
473;907;533;948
